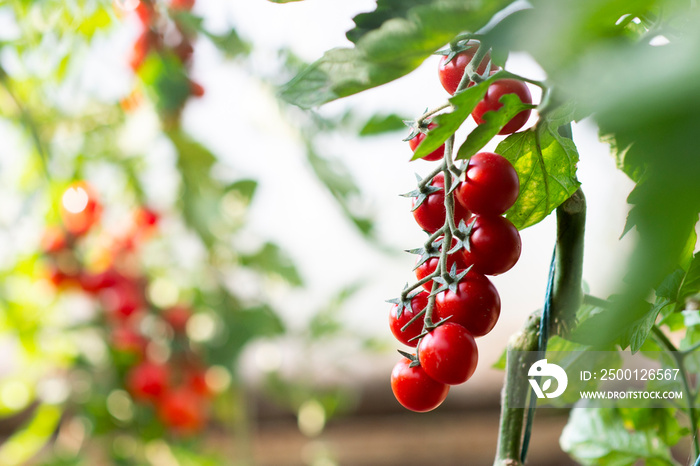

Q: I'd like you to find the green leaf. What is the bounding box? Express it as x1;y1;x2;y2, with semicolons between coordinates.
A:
455;93;529;159
239;242;303;287
225;179;257;205
205;29;250;59
358;113;406;136
268;0;304;3
306;147;376;239
561;404;681;466
139;55;191;116
346;0;432;43
169;131;219;248
412;77;495;159
280;0;511;108
496;103;580;229
308;283;363;339
0;404;62;466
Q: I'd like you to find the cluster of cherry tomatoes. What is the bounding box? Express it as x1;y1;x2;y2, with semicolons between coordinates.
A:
43;182;216;434
118;0;203;111
389;41;530;412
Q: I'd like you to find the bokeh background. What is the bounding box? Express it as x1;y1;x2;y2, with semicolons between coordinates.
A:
0;0;637;464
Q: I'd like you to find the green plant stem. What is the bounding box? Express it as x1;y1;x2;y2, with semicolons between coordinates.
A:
494;313;540;466
651;325;700;457
417;103;452;125
494;189;586;466
582;293;611;308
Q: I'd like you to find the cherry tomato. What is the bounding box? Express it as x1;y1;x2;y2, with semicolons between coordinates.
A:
438;43;492;95
189;81;205;98
390;356;449;412
170;0;195;11
418;323;478;385
163;306;191;334
79;268;120;294
472;79;532;135
433;270;500;337
408;123;444;162
460;215;521;275
414;238;468;291
455;152;519;216
40;226;68;254
111;325;147;355
157;387;207;434
127;361;169;401
59;182;101;236
100;277;145;319
412;173;470;233
389;291;429;347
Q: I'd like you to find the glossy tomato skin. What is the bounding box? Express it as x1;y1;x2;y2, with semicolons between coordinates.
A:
438;44;491;95
391;357;449;412
472;79;532;135
418;323;478;385
412;173;470;233
127;362;170;401
433;270;500;337
415;238;468;291
389;291;429;347
408;123;444;162
157;387;207;434
460;215;521;275
456;152;519;215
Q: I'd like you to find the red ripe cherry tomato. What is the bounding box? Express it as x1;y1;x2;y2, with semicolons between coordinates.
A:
40;226;68;255
417;323;478;385
389;291;429;347
157;387;207;434
412;173;470;233
163;306;191;334
170;0;195;11
438;44;492;95
408;123;444;162
60;182;101;236
127;361;170;401
460;215;521;275
472;79;532;135
414;238;468;291
111;325;147;356
456;152;519;215
100;278;145;319
79;268;120;295
433;270;500;337
390;356;449;412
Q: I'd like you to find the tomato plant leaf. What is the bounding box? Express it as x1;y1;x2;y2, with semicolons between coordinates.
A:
280;0;511;108
239;242;303;287
346;0;433;44
359;113;406;136
205;29;251;59
411;77;495;160
561;403;682;466
456;93;529;160
495;104;580;230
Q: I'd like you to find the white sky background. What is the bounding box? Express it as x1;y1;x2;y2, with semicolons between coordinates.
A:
0;0;637;389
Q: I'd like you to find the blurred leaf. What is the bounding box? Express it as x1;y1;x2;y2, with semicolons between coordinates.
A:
268;0;304;3
308;282;363;339
496;103;580;229
0;404;62;466
561;404;681;466
205;29;251;59
169;131;220;247
139;55;191;116
456;93;530;159
225;179;257;205
306;147;376;239
239;242;303;287
280;0;511;108
358;113;406;136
